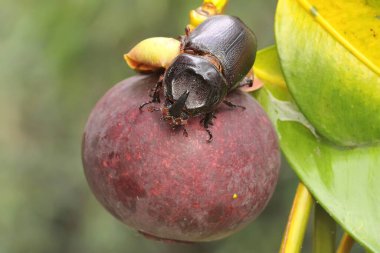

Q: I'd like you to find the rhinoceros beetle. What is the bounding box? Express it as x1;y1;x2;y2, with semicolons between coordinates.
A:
140;15;257;141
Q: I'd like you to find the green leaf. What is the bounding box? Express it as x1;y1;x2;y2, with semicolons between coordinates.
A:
253;46;380;252
275;0;380;147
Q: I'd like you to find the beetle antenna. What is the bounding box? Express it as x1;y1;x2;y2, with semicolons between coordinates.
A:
169;90;189;118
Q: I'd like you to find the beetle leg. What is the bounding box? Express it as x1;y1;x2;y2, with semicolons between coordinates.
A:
180;26;191;52
200;112;215;127
238;76;253;88
200;118;211;125
185;25;191;37
239;70;254;88
139;76;163;110
179;36;186;52
206;129;213;143
139;101;154;110
179;29;188;52
201;112;214;142
182;127;189;137
149;75;163;101
223;100;246;110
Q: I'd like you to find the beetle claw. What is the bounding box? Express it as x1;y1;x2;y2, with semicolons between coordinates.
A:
206;129;213;143
183;127;189;137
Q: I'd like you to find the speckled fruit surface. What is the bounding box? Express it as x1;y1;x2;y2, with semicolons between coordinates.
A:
82;74;281;242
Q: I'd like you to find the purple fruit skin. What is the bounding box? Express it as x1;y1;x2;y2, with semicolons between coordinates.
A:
82;74;280;242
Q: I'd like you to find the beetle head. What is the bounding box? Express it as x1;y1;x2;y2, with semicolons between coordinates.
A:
163;53;228;119
161;90;190;127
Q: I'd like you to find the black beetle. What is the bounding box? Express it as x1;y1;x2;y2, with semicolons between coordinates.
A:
140;15;257;141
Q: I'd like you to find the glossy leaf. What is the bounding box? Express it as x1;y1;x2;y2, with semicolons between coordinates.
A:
253;46;380;252
275;0;380;146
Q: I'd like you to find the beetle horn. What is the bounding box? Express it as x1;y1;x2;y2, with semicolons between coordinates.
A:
169;90;189;118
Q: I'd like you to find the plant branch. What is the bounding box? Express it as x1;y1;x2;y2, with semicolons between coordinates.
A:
279;182;313;253
336;233;355;253
313;203;336;253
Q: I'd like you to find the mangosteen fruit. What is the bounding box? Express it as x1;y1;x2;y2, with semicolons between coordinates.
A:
82;74;280;242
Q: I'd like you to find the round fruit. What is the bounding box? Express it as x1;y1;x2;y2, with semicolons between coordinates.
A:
82;74;280;242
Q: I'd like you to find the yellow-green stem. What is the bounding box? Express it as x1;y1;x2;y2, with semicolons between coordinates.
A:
313;204;336;253
279;183;313;253
336;233;355;253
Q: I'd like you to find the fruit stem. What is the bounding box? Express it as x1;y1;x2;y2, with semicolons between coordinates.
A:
336;233;355;253
279;182;313;253
312;203;336;253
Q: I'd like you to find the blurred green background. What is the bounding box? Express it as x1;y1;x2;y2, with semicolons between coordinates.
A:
0;0;305;252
